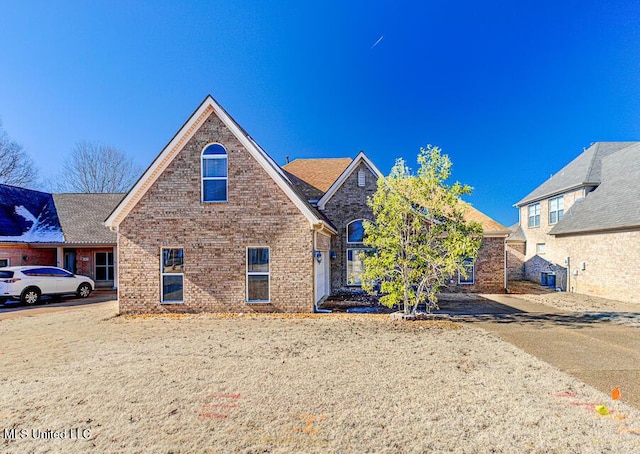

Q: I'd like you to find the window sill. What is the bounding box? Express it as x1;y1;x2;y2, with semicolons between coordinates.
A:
247;300;271;304
161;301;184;304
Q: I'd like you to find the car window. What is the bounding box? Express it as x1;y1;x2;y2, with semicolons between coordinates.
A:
22;268;52;276
48;268;74;277
0;271;14;279
22;267;74;277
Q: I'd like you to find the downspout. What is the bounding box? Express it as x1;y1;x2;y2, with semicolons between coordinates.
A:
504;242;508;293
315;296;331;313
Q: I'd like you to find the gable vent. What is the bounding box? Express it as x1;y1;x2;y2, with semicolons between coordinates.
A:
357;170;366;187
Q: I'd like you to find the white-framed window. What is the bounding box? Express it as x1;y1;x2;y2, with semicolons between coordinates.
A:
528;203;540;228
0;258;8;267
458;258;475;285
247;247;270;303
357;170;366;187
549;196;564;224
161;248;184;303
347;248;371;286
347;219;365;244
536;243;546;254
95;252;114;281
201;143;228;203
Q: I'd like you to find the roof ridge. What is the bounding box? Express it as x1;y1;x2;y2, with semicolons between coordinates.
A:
583;142;599;184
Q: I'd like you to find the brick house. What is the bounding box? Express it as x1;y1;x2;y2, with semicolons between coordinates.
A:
105;95;510;314
0;184;122;288
507;142;640;304
283;154;510;294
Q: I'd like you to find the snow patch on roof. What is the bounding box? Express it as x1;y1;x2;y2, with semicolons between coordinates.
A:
0;184;64;243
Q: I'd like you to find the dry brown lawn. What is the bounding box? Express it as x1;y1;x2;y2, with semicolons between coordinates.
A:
2;301;640;453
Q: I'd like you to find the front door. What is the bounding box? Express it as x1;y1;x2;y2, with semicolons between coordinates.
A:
63;251;77;274
314;251;330;303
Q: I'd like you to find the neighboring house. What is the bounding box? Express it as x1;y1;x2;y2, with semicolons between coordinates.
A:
105;95;510;314
508;141;640;303
0;184;123;288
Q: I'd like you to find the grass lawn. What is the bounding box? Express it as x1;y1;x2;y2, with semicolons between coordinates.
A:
1;301;639;453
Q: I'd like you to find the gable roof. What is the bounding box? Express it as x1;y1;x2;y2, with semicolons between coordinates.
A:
53;193;123;244
317;151;383;210
283;158;352;200
104;95;336;235
516;142;638;206
549;142;640;235
461;203;510;236
0;184;64;243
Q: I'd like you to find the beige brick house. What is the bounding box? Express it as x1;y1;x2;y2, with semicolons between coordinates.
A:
284;155;510;294
508;142;640;304
106;95;510;314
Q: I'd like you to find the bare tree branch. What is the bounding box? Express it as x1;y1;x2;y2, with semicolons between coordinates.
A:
55;141;142;193
0;123;39;188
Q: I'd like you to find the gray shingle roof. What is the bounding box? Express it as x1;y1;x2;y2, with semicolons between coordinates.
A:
506;223;526;242
549;143;640;235
53;193;124;244
516;142;637;206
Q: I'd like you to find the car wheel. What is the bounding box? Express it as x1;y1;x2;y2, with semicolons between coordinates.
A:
77;283;92;298
21;287;41;305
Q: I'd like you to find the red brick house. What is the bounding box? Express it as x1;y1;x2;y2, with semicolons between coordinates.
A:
0;184;122;288
105;95;509;314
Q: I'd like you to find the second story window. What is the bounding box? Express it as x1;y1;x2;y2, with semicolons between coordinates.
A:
202;144;228;203
549;196;564;224
347;220;364;243
528;203;540;228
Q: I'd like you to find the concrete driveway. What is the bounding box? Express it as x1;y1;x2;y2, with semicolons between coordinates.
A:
437;293;640;410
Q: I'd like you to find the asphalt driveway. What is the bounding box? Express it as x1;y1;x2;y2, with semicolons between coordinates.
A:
440;293;640;410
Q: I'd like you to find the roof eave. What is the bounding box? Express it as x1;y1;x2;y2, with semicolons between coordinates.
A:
550;224;640;236
105;95;327;230
317;151;383;210
515;183;596;207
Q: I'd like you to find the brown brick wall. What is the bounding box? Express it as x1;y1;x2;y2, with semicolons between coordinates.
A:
0;246;56;267
118;111;315;314
448;236;506;293
506;242;525;281
322;162;377;290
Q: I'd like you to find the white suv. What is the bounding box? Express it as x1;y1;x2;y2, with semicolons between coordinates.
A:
0;266;94;305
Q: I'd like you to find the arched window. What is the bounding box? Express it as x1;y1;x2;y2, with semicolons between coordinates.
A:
201;144;228;202
347;219;364;244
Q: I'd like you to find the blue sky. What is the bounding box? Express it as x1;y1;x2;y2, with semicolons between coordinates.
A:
1;1;639;226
